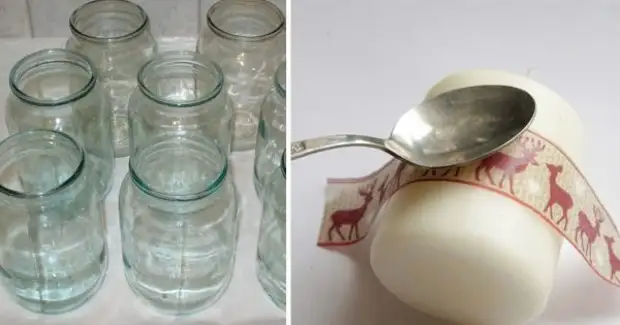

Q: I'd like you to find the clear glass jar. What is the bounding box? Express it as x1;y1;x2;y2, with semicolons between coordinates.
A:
253;61;286;195
128;51;233;158
119;135;238;314
197;0;285;151
256;151;286;310
0;130;107;314
66;0;158;158
6;49;114;198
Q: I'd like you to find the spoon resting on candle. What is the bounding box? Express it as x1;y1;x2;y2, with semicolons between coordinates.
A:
290;85;536;168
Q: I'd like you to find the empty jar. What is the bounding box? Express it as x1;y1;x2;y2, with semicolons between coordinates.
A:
256;151;286;309
6;49;114;198
66;0;157;157
119;135;239;314
127;51;233;157
0;130;107;314
197;0;285;151
253;61;286;195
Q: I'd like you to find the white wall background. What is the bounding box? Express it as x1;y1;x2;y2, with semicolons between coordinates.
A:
0;0;286;38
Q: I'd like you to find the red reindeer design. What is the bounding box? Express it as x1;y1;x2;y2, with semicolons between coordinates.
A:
475;136;546;195
422;167;462;177
575;205;604;261
604;236;620;281
543;163;573;231
328;179;377;241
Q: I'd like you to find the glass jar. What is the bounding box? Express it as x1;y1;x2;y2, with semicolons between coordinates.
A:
66;0;158;158
128;51;233;158
253;61;286;195
256;151;286;309
119;135;238;314
0;130;107;314
6;49;114;198
197;0;285;151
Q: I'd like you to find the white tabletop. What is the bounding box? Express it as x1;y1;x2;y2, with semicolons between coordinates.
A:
0;38;285;325
291;1;620;324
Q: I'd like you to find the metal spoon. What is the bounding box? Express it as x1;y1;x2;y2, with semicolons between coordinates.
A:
290;85;536;168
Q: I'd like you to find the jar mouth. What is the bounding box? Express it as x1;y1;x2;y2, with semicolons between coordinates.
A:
138;51;224;107
275;61;286;98
129;135;228;201
207;0;285;42
0;130;85;199
9;49;97;106
69;0;149;42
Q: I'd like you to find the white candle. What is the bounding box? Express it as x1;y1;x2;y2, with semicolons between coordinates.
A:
369;70;584;325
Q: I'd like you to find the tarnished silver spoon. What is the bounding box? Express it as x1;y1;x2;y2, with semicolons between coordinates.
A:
290;85;536;168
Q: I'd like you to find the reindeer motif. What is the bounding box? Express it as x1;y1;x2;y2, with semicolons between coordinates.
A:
381;161;408;199
328;179;377;241
604;236;620;281
543;163;573;230
575;205;604;261
422;167;462;177
475;136;546;195
377;175;390;205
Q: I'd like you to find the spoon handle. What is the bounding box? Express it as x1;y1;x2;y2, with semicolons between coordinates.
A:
291;134;386;160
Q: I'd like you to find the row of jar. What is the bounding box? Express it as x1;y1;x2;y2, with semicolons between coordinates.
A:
0;128;286;315
64;0;285;157
7;47;286;199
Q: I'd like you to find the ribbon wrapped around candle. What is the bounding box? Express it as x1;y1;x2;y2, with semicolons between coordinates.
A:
316;70;614;325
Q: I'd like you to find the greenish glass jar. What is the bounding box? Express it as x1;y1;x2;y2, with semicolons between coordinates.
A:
6;49;114;198
254;61;286;196
0;130;107;314
66;0;158;158
127;51;233;158
256;151;286;310
197;0;286;151
119;135;238;314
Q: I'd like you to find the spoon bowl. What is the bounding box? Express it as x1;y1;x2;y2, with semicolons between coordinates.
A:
291;85;536;168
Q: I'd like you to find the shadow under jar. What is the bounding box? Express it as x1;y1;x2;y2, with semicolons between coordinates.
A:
119;135;239;315
6;49;114;199
253;61;286;196
128;51;233;157
197;0;285;152
66;0;158;158
257;151;286;310
0;130;107;314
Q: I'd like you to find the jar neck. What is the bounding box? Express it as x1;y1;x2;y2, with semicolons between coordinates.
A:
207;0;285;42
0;130;85;199
9;49;96;106
138;51;224;107
69;0;149;43
129;136;228;201
275;61;286;98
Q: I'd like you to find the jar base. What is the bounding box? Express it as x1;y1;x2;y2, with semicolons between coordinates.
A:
123;266;233;315
256;259;285;310
8;246;108;314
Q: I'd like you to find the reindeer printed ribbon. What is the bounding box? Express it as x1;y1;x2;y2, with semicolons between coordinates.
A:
318;130;620;286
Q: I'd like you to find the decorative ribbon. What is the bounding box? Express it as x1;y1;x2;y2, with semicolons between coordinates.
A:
318;130;620;286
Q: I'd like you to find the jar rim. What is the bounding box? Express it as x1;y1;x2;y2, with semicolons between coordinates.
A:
129;138;229;201
137;51;225;107
206;0;285;42
69;0;149;43
9;48;97;107
0;130;85;200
